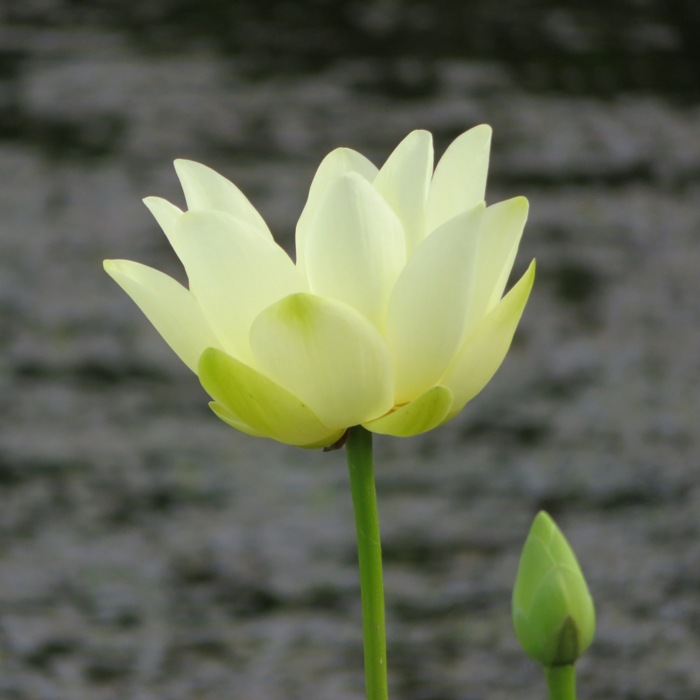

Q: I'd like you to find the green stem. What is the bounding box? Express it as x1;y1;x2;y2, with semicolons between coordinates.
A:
545;665;577;700
346;426;388;700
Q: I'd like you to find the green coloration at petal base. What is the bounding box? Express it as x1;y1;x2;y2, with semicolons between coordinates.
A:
364;385;453;436
251;293;394;429
198;347;342;447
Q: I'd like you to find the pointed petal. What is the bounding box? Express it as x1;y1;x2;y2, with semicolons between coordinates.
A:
426;124;492;234
250;293;394;429
104;259;220;372
385;204;484;404
442;260;535;415
296;146;378;275
471;197;529;320
143;196;182;241
301;147;379;220
303;173;405;329
174;159;272;239
364;385;453;437
199;348;342;447
372;130;433;254
171;210;304;361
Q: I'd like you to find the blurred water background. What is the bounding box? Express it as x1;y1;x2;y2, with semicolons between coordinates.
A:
1;1;700;698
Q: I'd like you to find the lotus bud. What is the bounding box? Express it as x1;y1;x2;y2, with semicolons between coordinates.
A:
512;511;595;667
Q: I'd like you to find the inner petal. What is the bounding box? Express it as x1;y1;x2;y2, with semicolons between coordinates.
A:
425;124;492;235
302;173;406;330
296;146;378;275
385;204;484;404
372;130;434;255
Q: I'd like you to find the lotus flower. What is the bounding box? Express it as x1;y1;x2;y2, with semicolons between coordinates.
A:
104;126;534;448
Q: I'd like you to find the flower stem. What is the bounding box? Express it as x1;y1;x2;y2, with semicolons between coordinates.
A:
346;426;388;700
545;665;577;700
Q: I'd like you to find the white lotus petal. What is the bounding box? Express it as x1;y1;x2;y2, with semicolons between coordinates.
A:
143;196;183;241
470;196;529;322
363;385;453;437
303;173;405;329
174;159;272;239
442;260;535;415
250;293;394;429
373;130;433;254
104;259;220;372
296;146;378;275
172;210;304;361
426;124;492;234
403;197;528;342
385;204;485;404
199;348;342;447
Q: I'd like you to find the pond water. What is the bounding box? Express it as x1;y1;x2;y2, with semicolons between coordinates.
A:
1;2;700;699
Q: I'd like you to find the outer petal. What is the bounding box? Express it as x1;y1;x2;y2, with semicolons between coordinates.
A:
425;124;492;234
199;348;342;447
171;210;304;361
296;146;378;275
104;259;220;372
174;159;272;240
372;130;433;254
363;385;453;437
250;293;394;429
385;204;485;404
469;196;529;322
441;260;535;416
303;173;405;329
209;402;267;438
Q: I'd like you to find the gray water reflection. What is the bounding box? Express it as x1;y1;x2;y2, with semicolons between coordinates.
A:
1;2;700;699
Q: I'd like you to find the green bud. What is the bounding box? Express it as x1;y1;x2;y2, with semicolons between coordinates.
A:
512;511;595;667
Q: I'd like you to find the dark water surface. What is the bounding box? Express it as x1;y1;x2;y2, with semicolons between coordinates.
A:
2;1;700;698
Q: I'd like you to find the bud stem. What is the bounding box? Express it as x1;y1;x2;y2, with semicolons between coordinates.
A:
346;426;389;700
545;665;577;700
